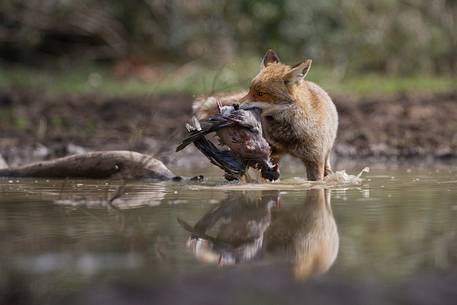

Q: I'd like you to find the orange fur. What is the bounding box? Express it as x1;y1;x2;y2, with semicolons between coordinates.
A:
193;50;338;180
240;51;338;181
192;90;248;120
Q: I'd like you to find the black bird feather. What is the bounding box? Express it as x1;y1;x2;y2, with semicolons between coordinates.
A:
177;104;279;181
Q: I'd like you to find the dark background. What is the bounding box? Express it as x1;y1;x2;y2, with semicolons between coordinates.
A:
1;0;456;75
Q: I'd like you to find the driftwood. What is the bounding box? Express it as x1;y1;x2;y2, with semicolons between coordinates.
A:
0;151;176;180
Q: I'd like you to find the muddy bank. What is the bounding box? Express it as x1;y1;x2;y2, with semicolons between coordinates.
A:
336;90;457;159
1;89;456;167
0;90;195;167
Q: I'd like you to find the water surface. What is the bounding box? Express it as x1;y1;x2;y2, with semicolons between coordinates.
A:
0;164;456;302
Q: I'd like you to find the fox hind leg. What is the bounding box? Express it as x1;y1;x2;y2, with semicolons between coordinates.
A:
324;153;333;177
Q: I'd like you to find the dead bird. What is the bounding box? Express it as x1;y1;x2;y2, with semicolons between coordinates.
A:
176;103;279;181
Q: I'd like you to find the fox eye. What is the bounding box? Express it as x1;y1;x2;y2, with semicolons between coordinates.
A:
256;91;265;97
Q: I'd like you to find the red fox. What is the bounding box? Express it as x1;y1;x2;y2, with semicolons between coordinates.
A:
179;189;338;279
193;50;338;181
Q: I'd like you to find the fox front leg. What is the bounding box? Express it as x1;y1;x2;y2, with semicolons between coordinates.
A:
303;159;325;181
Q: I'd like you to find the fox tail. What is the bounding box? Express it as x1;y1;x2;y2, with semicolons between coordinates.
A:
192;90;247;120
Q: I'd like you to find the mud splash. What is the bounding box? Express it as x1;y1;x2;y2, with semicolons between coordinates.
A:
186;167;370;191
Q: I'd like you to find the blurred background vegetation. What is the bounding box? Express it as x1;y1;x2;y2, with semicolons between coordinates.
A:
0;0;456;96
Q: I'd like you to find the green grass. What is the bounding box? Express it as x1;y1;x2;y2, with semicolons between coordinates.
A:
0;57;455;97
321;73;457;96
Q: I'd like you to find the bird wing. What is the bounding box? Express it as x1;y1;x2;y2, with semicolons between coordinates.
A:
192;134;246;176
176;116;235;152
176;109;259;152
177;117;246;176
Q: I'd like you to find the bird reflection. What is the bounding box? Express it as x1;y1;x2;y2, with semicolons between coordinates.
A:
178;188;339;279
178;191;277;265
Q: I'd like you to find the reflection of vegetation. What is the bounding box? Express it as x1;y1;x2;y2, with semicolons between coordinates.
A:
1;62;455;96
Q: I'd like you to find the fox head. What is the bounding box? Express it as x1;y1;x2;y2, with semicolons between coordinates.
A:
240;49;312;110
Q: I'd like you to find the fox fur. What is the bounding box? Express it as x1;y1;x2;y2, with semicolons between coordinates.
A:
192;90;248;120
193;50;338;181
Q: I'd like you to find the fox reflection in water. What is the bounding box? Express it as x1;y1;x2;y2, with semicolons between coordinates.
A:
178;188;339;279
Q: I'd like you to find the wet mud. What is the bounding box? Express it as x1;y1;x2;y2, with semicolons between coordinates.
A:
1;89;456;168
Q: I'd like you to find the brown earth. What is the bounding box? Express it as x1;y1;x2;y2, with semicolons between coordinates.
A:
336;90;457;160
1;89;456;168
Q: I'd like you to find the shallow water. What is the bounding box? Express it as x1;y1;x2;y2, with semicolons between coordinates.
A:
0;164;456;302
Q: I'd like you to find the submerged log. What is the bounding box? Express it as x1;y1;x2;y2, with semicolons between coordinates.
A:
0;151;176;180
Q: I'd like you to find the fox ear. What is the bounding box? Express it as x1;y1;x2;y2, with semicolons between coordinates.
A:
283;59;312;85
261;49;280;68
